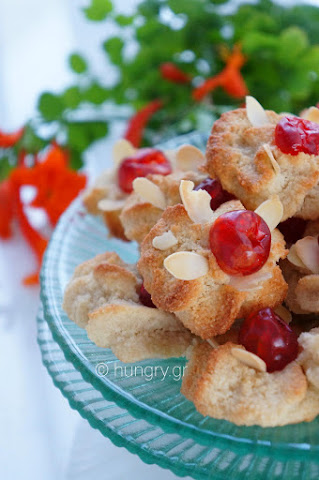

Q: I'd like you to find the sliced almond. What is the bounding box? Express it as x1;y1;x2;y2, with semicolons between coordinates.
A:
301;106;319;124
246;96;269;127
176;145;205;172
133;177;166;210
287;244;308;269
231;347;267;372
98;198;126;211
164;251;209;280
163;149;177;169
179;180;214;224
274;305;292;324
207;338;219;349
295;236;319;274
254;195;283;231
229;270;272;292
152;230;178;250
263;144;280;175
113;139;136;167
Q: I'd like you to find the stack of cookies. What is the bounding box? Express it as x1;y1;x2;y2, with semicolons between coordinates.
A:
63;97;319;427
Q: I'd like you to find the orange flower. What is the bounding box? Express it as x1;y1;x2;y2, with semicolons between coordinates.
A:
0;127;24;148
0;180;15;239
192;45;249;101
14;189;48;285
7;144;87;284
124;100;163;147
160;62;191;84
11;144;87;226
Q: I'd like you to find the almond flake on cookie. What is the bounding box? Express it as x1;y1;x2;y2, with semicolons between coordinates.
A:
207;338;219;349
231;347;267;372
246;95;269;127
301;106;319;124
254;195;283;231
112;139;136;168
175;145;205;172
179;180;215;224
274;305;292;324
152;230;178;250
228;270;272;292
263;144;280;175
287;244;308;269
164;251;209;280
294;236;319;274
133;177;167;209
98;198;126;211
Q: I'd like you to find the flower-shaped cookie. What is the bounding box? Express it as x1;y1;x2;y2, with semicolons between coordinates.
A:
181;337;319;427
138;180;287;338
205;97;319;221
62;252;194;362
83;139;205;240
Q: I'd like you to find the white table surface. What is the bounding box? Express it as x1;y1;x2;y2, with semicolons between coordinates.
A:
0;1;192;478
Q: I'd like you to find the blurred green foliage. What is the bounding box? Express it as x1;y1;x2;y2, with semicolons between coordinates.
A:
3;0;319;175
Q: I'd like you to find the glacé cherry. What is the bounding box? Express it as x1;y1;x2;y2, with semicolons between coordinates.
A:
238;308;299;372
275;116;319;156
194;178;235;210
209;210;271;276
118;148;172;193
139;284;156;308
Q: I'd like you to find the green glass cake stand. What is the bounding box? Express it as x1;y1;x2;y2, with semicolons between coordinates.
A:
39;132;319;479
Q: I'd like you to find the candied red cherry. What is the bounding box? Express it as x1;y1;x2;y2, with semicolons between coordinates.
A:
238;308;299;372
194;178;236;210
118;148;172;193
139;284;156;308
278;217;307;245
209;210;271;276
275;115;319;156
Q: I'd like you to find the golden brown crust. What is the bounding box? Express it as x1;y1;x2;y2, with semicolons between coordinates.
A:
138;202;287;339
102;210;128;241
205;108;319;220
87;303;195;363
63;252;140;328
120;170;206;243
82;169;129;239
63;252;195;362
181;341;319;426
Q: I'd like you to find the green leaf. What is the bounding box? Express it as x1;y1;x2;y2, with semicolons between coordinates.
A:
67;123;91;151
242;32;277;55
0;156;14;181
69;53;88;74
103;37;124;64
38;92;64;122
83;0;113;21
67;121;108;153
62;86;82;109
19;125;47;153
276;27;309;66
114;14;134;26
138;0;161;17
83;83;110;104
69;149;84;170
88;121;108;139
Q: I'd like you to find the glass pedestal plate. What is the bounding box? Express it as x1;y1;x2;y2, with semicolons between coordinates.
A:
39;133;319;480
